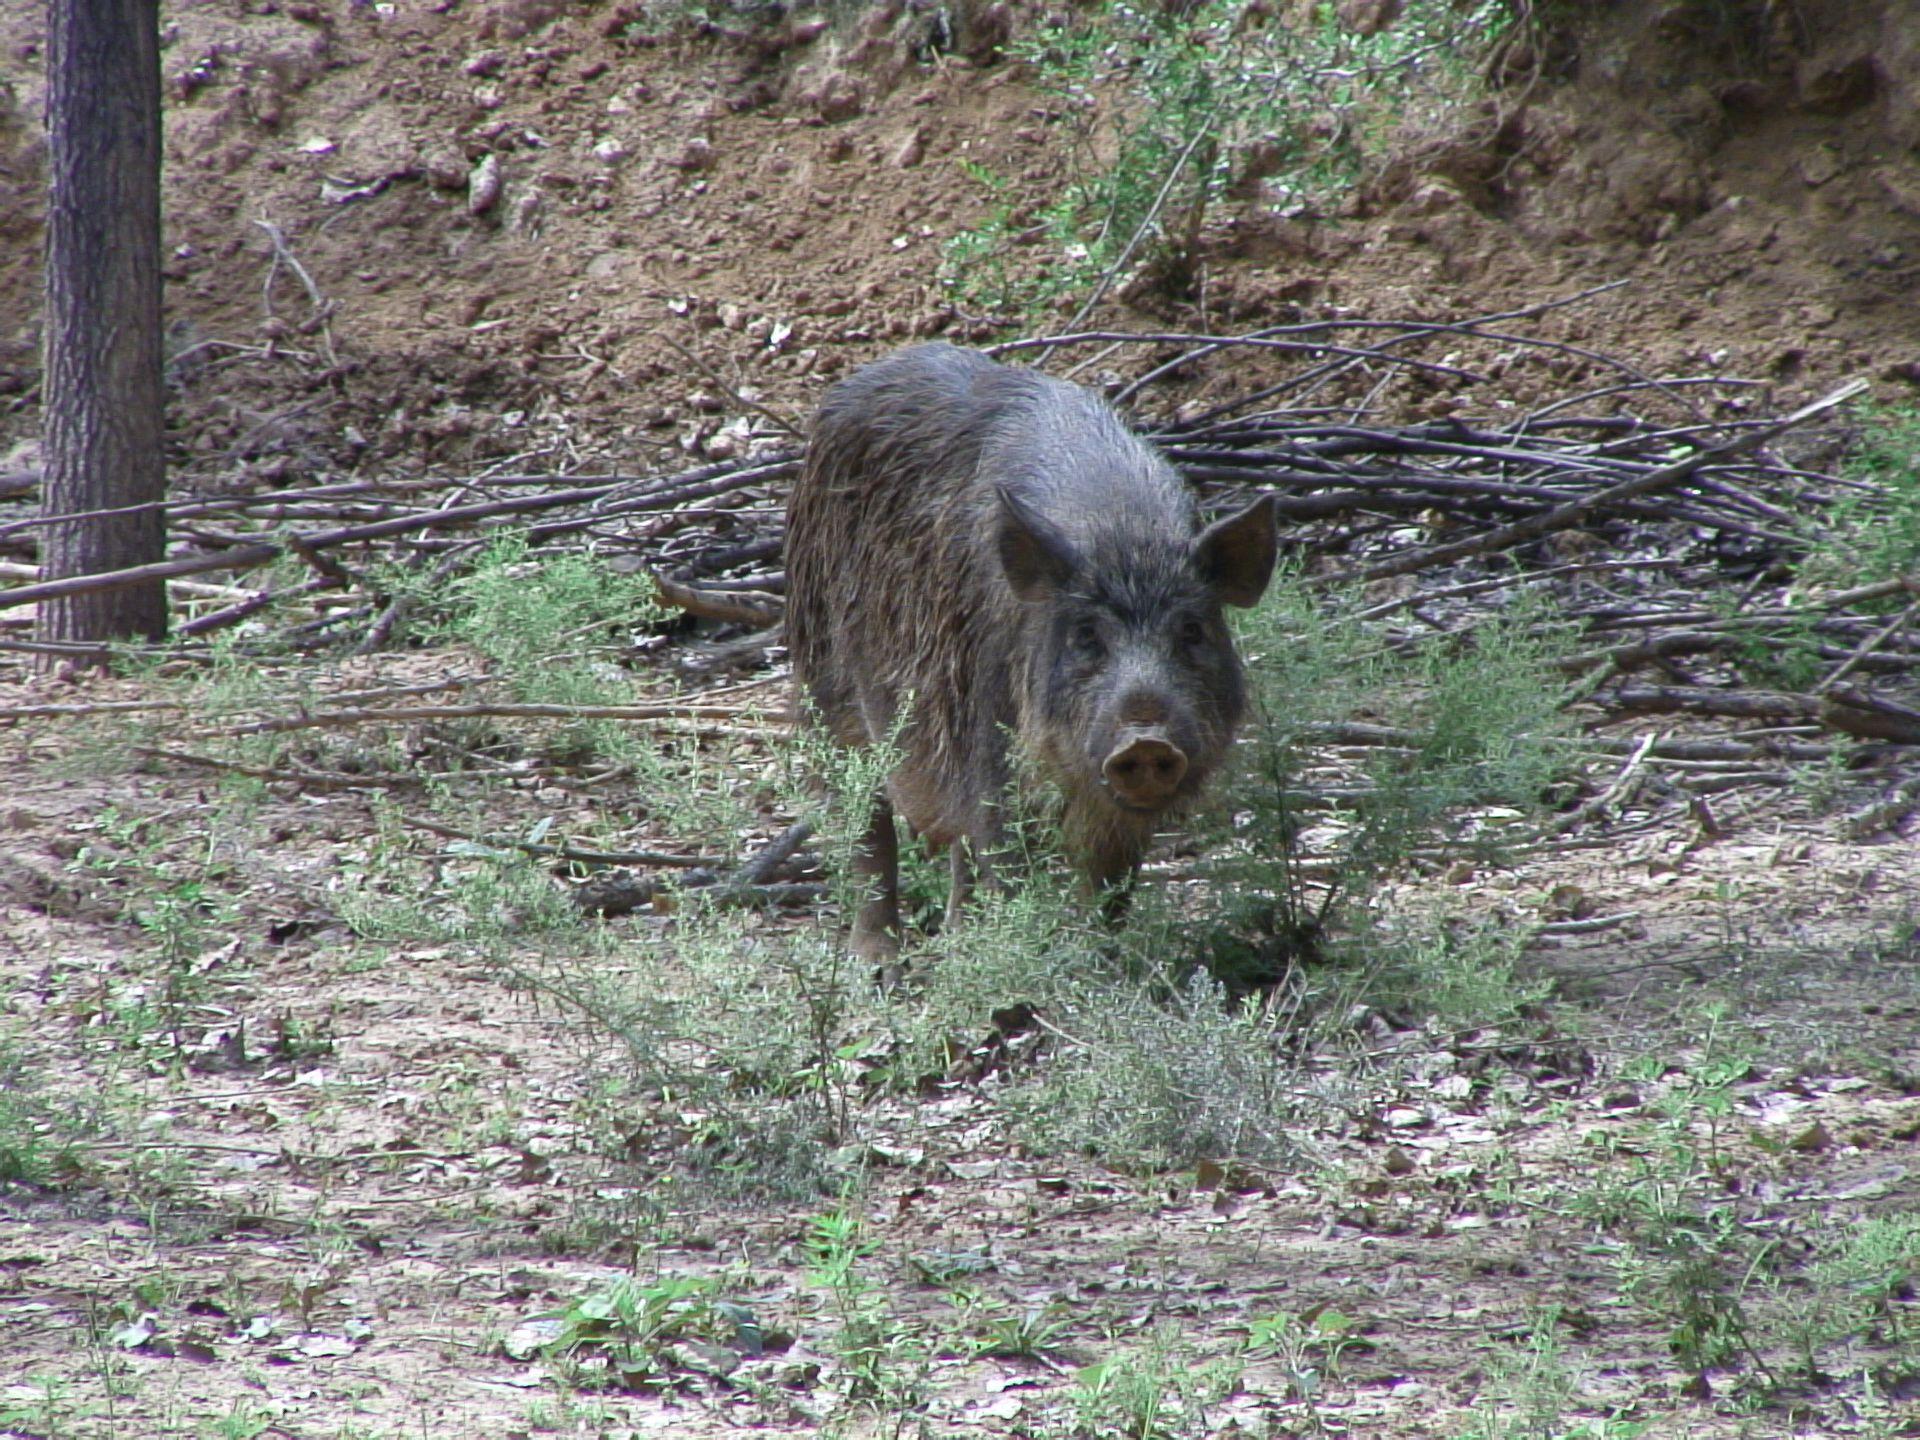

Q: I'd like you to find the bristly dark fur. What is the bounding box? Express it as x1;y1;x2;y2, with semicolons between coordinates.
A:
785;343;1276;956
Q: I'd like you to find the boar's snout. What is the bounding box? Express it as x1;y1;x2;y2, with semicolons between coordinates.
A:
1102;728;1190;810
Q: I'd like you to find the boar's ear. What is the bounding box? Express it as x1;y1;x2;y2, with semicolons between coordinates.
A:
1194;493;1279;608
996;485;1080;601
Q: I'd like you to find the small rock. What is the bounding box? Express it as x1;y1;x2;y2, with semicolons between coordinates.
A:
806;72;866;123
665;137;715;172
467;153;502;215
892;128;926;168
1875;165;1920;219
509;191;542;235
1402;179;1462;216
1799;149;1843;187
463;49;505;78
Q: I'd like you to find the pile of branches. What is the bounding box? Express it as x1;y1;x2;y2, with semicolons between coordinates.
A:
4;307;1917;834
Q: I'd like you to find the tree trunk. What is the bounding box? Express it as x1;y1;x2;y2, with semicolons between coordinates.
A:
36;0;167;660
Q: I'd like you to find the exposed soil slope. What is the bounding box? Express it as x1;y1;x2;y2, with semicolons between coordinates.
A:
1;0;1918;492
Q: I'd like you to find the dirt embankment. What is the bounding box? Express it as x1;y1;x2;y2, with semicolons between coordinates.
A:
0;0;1917;492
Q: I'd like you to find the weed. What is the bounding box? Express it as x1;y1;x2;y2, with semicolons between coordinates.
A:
200;1397;276;1439
968;1301;1072;1360
0;1374;102;1438
1786;1212;1920;1377
1806;403;1920;594
938;161;1025;313
0;1044;92;1185
1071;1329;1241;1440
541;1272;730;1390
444;534;665;692
805;1209;932;1421
1245;1305;1360;1430
1564;1020;1793;1386
1459;1307;1648;1440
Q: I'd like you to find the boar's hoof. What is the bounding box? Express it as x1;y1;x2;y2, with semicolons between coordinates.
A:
1103;730;1189;809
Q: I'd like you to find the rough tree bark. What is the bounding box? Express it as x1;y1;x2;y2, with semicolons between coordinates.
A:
36;0;167;659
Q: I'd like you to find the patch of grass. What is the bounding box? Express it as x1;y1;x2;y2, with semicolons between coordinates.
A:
0;1374;107;1438
199;1398;276;1440
0;1043;93;1186
1790;1213;1920;1376
1460;1307;1649;1440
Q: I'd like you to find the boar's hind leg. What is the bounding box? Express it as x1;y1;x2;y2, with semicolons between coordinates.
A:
851;794;903;976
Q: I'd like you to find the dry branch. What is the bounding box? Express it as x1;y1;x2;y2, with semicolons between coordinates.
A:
212;700;778;739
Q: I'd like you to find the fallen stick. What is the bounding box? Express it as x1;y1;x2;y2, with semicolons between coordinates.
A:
651;572;785;627
0;560;258;602
398;812;712;868
0;480;636;612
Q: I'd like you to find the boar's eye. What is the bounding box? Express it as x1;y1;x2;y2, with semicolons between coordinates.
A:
1069;619;1105;659
1177;616;1209;648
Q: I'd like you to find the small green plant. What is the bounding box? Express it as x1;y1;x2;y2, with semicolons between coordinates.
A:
1246;1305;1359;1417
540;1274;731;1390
0;1374;102;1438
201;1398;276;1440
805;1209;931;1419
1072;1331;1241;1440
1459;1308;1648;1440
64;807;245;1063
445;533;666;697
939;161;1027;313
0;1044;93;1186
1569;1019;1779;1384
969;1301;1072;1360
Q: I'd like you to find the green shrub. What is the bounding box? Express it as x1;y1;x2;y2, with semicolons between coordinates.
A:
943;0;1512;314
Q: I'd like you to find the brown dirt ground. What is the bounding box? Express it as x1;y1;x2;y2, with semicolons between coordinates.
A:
0;656;1916;1435
3;2;1920;1436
